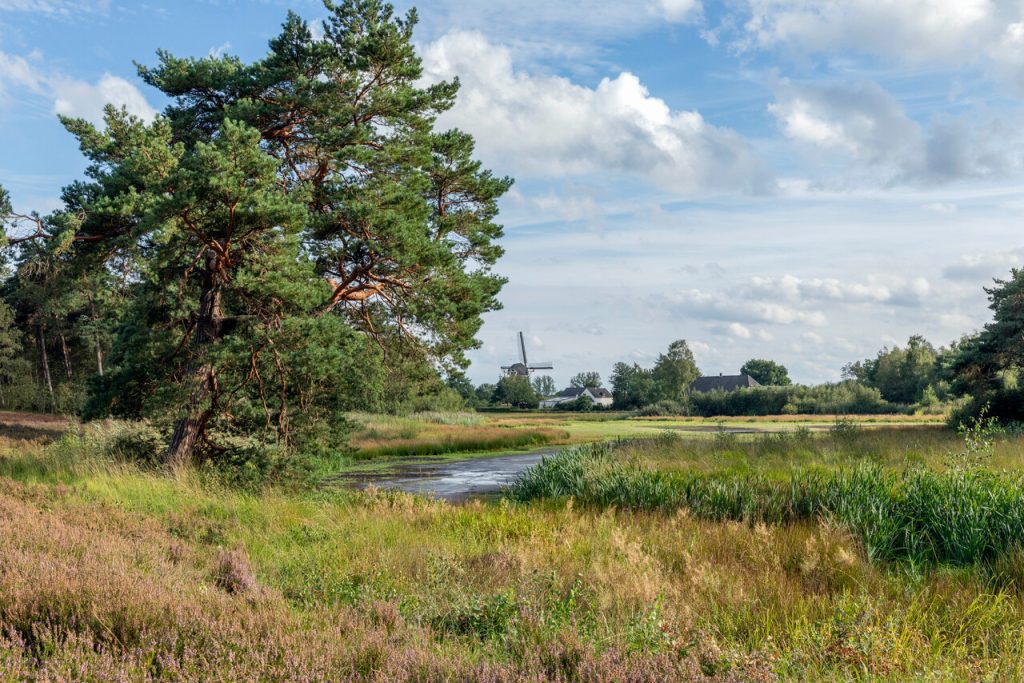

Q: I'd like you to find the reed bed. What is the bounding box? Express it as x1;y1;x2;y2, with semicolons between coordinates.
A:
508;441;1024;566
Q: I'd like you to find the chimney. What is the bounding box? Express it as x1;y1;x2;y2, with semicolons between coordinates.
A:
719;372;723;377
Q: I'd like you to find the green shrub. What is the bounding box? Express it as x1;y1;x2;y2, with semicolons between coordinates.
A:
637;400;688;416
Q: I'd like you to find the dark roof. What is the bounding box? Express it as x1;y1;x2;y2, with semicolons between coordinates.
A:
556;387;612;399
690;374;761;393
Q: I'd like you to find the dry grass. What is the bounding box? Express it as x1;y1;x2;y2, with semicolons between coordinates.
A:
349;412;569;458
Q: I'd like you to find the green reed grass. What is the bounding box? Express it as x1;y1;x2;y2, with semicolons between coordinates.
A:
508;442;1024;566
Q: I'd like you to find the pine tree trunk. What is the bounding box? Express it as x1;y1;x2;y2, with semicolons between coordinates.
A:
60;333;73;380
165;250;223;467
36;323;55;413
88;296;104;376
95;336;105;376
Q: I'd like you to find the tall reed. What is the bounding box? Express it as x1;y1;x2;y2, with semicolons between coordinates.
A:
507;443;1024;565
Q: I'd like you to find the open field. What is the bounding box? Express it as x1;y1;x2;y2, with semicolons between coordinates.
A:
2;414;1024;679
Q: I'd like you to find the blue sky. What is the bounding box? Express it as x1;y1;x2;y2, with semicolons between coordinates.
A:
3;0;1024;387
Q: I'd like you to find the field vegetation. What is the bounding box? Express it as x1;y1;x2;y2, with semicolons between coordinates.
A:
2;418;1024;679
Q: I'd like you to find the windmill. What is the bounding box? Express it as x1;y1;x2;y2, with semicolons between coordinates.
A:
500;332;553;377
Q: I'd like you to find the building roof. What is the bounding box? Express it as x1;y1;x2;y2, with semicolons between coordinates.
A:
554;386;613;399
690;374;761;393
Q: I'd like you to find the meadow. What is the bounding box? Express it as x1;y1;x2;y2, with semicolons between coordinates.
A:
2;413;1024;680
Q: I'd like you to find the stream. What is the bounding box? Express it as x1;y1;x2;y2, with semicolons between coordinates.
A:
341;447;561;502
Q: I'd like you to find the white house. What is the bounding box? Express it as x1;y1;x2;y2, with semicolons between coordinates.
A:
540;386;614;409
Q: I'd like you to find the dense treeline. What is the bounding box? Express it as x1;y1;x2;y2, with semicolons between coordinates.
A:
647;382;895;417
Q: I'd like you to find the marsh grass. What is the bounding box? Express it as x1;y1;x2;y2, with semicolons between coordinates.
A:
508;436;1024;566
349;411;567;459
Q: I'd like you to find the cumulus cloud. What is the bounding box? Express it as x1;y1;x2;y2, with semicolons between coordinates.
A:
769;80;1022;185
655;0;701;22
420;30;774;195
729;1;1024;91
727;322;752;338
0;51;155;124
662;273;933;335
664;288;829;326
746;274;931;307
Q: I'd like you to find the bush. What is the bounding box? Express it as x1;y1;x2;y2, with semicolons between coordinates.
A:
636;400;688;417
213;549;259;595
102;421;165;465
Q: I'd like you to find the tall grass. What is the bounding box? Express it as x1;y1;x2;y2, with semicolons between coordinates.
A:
508;442;1024;565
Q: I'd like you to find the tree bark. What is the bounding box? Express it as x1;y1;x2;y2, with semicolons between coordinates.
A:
164;250;223;467
59;333;73;380
95;336;105;376
89;297;104;376
36;323;55;413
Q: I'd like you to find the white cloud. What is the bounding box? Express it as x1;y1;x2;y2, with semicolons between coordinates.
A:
207;42;232;59
746;274;931;307
421;30;774;195
0;50;155;124
727;322;752;338
665;288;829;326
924;202;958;214
769;80;1022;185
408;0;702;57
802;331;824;345
730;1;1024;90
656;0;701;22
943;249;1024;281
0;0;108;13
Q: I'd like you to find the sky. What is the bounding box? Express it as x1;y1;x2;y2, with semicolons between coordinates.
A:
2;1;1024;388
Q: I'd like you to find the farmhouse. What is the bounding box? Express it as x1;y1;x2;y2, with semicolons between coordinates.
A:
540;386;614;409
690;373;761;393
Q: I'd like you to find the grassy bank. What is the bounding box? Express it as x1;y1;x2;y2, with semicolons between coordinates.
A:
509;441;1024;565
4;419;1024;679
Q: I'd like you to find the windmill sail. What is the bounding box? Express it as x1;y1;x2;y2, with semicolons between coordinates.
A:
500;331;553;376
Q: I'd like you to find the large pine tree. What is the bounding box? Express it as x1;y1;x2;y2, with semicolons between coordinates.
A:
8;1;510;465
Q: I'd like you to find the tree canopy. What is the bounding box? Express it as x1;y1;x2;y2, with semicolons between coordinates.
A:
740;359;791;386
569;371;602;389
0;1;511;466
950;270;1024;422
652;339;700;401
844;335;944;405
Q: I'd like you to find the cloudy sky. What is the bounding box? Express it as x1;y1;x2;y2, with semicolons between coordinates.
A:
2;1;1023;386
